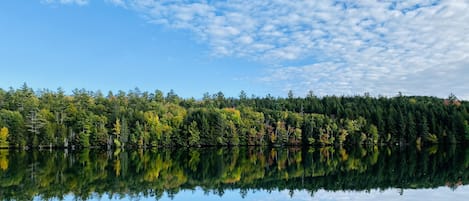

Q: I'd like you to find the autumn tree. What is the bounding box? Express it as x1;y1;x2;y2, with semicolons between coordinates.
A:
0;127;8;147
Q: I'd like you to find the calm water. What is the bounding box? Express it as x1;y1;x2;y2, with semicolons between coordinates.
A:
1;146;468;201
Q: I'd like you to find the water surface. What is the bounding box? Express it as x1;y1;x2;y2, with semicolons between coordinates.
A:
1;146;468;200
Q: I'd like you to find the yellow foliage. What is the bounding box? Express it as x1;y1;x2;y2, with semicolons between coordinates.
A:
0;159;7;171
144;112;160;125
222;108;242;123
114;159;121;177
222;168;242;184
113;118;121;136
144;156;172;182
0;127;8;147
339;148;349;161
0;150;8;171
346;158;362;171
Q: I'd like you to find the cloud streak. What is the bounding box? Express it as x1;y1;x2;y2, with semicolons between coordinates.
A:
57;0;469;99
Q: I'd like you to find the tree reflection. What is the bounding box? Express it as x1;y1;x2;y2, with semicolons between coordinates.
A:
0;145;468;200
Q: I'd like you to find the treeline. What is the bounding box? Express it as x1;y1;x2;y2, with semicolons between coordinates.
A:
0;146;468;200
0;84;468;148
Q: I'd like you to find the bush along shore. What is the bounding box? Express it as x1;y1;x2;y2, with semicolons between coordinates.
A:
0;84;468;149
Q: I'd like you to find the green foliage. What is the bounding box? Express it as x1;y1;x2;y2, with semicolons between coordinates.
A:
0;86;468;147
79;131;90;147
337;129;348;144
369;125;379;144
90;115;108;147
0;109;25;147
26;108;46;147
0;146;468;200
113;138;121;147
465;121;469;141
188;121;200;147
120;118;129;147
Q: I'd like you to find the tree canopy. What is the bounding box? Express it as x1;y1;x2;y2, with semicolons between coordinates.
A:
0;85;468;148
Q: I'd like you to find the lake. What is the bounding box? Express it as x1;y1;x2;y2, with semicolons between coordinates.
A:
1;146;468;201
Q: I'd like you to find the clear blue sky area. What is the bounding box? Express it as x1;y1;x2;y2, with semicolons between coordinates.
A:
1;1;468;99
0;1;264;98
52;186;469;201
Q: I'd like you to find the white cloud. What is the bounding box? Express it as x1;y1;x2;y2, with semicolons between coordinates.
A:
42;0;89;6
60;0;469;99
256;0;469;98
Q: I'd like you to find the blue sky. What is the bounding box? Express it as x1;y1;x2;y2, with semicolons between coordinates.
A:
1;0;468;99
54;186;469;201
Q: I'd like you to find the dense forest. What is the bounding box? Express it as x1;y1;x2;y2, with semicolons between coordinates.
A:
0;146;468;200
0;84;468;148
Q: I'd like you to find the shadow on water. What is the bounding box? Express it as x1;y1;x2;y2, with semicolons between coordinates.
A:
0;145;468;200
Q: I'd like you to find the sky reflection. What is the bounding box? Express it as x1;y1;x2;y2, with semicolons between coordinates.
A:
49;185;469;201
